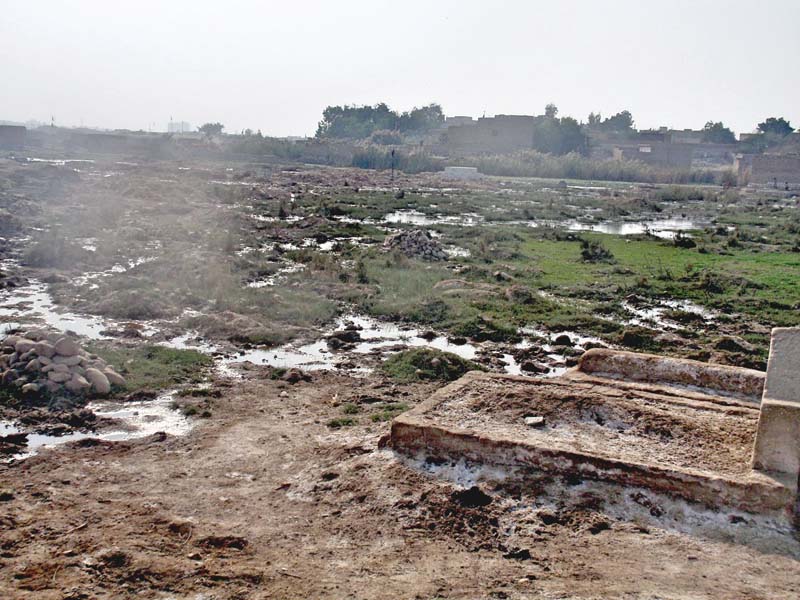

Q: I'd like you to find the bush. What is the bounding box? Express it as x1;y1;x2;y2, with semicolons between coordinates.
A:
381;348;484;382
580;239;614;262
451;315;518;342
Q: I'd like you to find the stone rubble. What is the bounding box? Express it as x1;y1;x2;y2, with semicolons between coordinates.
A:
0;330;126;398
383;229;448;261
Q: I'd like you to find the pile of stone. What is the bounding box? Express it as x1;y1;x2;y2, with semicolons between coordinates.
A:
383;229;447;261
1;331;126;397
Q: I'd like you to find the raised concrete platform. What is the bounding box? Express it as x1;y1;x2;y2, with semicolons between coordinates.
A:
391;343;800;521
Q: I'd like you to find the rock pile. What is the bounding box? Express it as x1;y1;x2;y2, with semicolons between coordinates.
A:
1;331;126;398
383;229;447;261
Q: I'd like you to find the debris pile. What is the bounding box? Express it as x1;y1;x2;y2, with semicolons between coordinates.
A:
1;331;126;398
383;229;447;261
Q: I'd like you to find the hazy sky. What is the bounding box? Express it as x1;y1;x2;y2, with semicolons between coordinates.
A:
2;0;798;137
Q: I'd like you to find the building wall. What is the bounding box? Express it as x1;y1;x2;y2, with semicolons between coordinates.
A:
444;116;474;127
740;154;800;185
610;142;695;169
443;115;535;154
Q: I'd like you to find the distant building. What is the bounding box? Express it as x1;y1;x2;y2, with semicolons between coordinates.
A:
167;121;192;133
610;142;695;169
668;129;705;144
739;133;762;143
444;116;474;127
442;114;535;154
738;154;800;186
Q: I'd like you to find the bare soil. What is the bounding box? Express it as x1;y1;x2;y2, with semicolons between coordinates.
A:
1;368;799;599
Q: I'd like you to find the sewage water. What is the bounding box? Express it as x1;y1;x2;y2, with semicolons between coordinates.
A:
1;390;189;461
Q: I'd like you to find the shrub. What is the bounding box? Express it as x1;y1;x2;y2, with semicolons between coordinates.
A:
381;348;484;382
580;239;614;262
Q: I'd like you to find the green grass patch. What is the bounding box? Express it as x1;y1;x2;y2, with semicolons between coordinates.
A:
87;344;212;393
327;417;356;429
369;402;410;422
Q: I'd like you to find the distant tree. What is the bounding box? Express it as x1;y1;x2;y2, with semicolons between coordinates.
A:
599;110;634;132
757;117;794;137
701;121;736;144
198;122;224;136
315;103;443;139
587;112;602;126
532;115;587;155
397;104;445;133
545;103;559;118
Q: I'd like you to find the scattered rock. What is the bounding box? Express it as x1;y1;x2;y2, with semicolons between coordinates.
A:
281;368;310;384
15;339;36;354
85;368;111;394
505;285;534;304
103;369;126;386
524;415;545;427
520;361;547;374
54;337;81;357
553;334;573;347
65;375;91;394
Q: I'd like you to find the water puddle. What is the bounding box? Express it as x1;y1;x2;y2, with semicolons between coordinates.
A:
558;217;706;239
1;390;190;461
0;281;111;338
25;157;96;166
384;210;484;227
620;299;716;330
247;261;305;288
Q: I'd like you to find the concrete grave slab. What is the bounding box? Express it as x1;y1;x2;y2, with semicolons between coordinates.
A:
391;348;798;521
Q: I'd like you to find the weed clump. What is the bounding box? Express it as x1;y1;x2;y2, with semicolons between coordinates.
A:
381;347;483;382
579;239;614;263
451;315;518;343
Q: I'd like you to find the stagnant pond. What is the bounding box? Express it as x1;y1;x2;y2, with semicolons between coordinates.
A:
380;210;707;239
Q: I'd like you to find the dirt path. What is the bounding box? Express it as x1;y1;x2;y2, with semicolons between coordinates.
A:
1;369;798;599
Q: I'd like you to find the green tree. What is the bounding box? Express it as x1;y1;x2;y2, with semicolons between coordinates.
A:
600;110;634;132
587;112;602;126
397;104;445;132
315;103;444;139
544;103;559;118
701;121;736;144
198;122;224;136
757;117;794;137
532;116;587;155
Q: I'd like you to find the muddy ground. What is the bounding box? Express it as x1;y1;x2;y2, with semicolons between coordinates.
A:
1;155;799;598
2;368;799;599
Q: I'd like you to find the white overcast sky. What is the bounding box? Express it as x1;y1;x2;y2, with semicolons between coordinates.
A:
1;0;798;136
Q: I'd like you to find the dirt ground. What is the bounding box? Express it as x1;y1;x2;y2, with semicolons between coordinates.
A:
2;367;798;600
